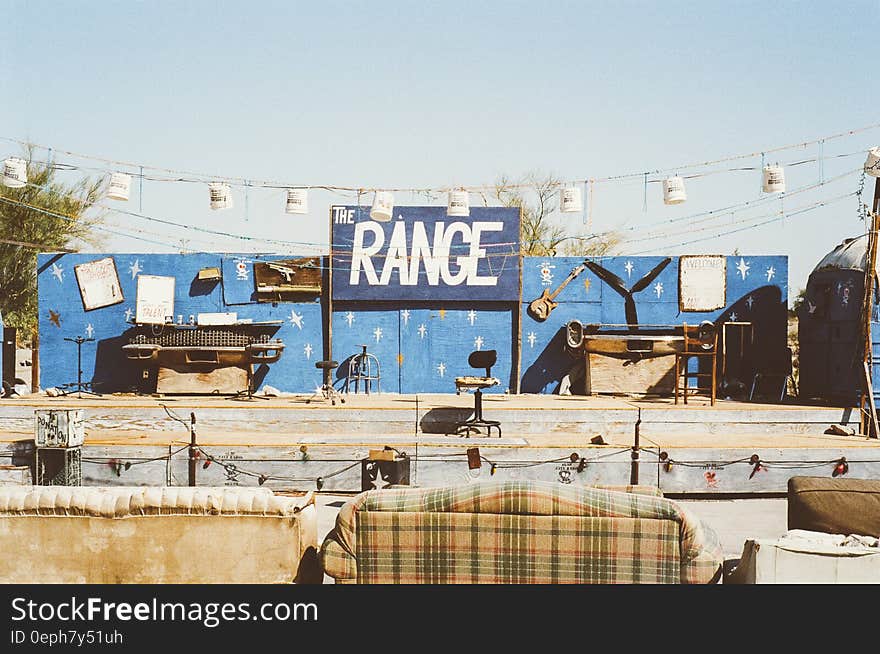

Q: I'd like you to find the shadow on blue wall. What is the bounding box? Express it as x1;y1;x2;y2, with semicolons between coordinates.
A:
521;327;575;394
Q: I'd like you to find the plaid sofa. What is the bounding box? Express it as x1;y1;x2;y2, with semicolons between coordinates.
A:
321;481;722;584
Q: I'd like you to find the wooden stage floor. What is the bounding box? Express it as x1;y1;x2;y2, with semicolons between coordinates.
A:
0;392;874;495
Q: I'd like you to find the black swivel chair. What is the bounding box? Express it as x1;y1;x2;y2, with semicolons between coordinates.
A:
453;349;502;438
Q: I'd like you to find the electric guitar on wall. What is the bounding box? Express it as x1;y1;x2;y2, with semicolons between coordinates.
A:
528;260;590;321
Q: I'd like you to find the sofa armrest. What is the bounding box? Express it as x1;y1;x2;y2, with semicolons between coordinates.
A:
320;528;358;582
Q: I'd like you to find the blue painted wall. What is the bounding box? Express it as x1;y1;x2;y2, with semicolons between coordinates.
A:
37;249;788;396
37;253;325;393
520;255;789;393
331;304;514;394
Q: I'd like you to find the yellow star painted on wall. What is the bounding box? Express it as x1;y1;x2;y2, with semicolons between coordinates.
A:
48;310;61;328
583;276;591;293
438;308;446;320
397;353;404;366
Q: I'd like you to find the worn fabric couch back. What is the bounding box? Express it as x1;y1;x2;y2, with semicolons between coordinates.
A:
788;476;880;536
321;482;723;584
0;487;317;583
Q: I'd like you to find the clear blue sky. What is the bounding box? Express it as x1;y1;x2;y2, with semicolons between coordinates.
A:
2;0;879;299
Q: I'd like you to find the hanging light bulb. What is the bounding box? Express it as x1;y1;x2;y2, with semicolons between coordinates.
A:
833;457;849;477
202;459;212;470
285;188;308;214
577;458;587;473
2;157;27;188
865;148;880;178
560;186;584;213
258;474;268;486
762;165;785;193
662;176;687;205
208;182;233;210
370;191;394;222
107;172;132;201
316;477;324;491
447;189;470;217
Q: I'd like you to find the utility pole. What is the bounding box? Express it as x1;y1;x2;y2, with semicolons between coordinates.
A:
188;412;197;486
860;178;880;438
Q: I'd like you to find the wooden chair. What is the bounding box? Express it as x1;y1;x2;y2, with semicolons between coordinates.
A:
674;322;718;406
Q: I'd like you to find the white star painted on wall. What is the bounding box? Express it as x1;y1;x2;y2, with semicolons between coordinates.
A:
467;310;477;326
345;312;355;328
303;343;313;359
288;310;304;329
417;324;427;339
373;327;383;343
746;296;754;311
527;332;537;348
624;261;634;278
85;324;94;339
735;257;750;280
124;308;133;322
50;262;64;283
401;309;410;326
654;282;663;298
730;312;738;322
766;266;775;282
474;336;484;350
437;362;446;377
129;259;142;279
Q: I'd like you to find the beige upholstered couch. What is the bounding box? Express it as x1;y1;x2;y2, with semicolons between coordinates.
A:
321;481;723;584
0;487;318;584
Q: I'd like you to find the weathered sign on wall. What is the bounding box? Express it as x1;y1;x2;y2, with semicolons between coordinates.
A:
679;255;726;311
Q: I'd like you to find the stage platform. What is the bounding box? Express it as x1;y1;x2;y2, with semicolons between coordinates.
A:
0;392;875;495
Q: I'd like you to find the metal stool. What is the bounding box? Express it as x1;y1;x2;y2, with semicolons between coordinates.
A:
346;344;380;394
308;360;345;405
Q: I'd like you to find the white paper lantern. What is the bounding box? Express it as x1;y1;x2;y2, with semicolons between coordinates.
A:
560;186;583;213
762;165;786;193
107;172;132;201
2;157;27;188
208;183;233;210
285;188;308;214
865;147;880;178
447;189;470;217
370;191;394;222
662;176;687;205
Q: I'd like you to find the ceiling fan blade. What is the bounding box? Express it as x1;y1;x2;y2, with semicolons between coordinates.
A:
629;257;672;294
624;297;639;330
584;261;628;298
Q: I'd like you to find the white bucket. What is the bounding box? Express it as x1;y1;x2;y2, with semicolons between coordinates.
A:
370;191;394;222
560;186;583;213
662;176;687;205
762;165;785;193
107;172;132;201
208;183;233;210
285;188;308;214
2;157;27;188
865;147;880;178
447;189;470;217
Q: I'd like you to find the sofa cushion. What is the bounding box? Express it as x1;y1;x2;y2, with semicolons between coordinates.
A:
322;481;722;584
788;476;880;537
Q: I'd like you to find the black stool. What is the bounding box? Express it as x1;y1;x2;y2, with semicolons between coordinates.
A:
453;350;501;437
308;360;345;405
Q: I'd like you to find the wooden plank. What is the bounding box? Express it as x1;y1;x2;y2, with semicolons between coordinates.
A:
156;365;247;395
864;361;879;438
586;354;676;395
